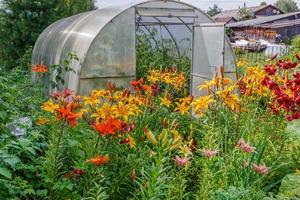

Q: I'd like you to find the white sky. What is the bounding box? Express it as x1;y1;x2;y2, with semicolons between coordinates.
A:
95;0;287;10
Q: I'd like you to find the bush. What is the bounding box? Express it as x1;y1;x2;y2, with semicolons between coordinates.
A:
0;0;95;69
292;35;300;50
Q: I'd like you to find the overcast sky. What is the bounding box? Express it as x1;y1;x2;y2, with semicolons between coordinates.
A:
95;0;285;10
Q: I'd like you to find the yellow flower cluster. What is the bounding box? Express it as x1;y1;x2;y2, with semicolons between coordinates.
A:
192;95;215;116
42;99;59;113
147;68;187;91
174;96;193;115
83;89;143;122
195;70;240;113
237;59;249;68
242;67;270;97
216;85;240;111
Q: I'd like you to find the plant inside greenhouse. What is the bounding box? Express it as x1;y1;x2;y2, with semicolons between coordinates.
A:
0;0;300;199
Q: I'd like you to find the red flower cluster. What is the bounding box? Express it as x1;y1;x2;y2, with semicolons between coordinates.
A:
57;106;79;127
51;89;74;100
121;122;135;134
64;169;85;179
32;64;47;73
261;55;300;121
93;117;122;136
131;78;150;93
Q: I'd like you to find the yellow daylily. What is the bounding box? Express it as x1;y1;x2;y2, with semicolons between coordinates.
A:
82;96;99;106
113;102;136;122
174;102;191;115
42;99;59;113
159;96;172;108
92;103;116;121
127;136;136;149
37;117;49;125
192;95;215;115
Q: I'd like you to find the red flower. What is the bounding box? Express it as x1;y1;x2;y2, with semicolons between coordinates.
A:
276;59;297;70
252;163;269;174
87;154;109;166
264;65;277;75
190;139;197;153
268;81;279;90
121;122;135;134
56;107;78;127
32;64;47;73
286;112;300;121
261;76;271;86
293;73;300;85
295;53;300;61
93;117;122;136
51;89;74;100
73;169;85;176
236;138;255;153
151;83;159;96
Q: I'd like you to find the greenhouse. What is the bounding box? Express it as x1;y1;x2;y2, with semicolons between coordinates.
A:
32;0;237;96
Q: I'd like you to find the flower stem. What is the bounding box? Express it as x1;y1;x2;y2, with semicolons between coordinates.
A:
52;120;66;182
93;134;101;155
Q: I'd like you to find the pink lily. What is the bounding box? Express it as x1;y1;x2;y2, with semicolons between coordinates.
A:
252;163;269;174
174;156;190;167
236;138;255;153
201;148;218;159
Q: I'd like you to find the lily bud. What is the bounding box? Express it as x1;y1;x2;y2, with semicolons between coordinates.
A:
144;128;157;145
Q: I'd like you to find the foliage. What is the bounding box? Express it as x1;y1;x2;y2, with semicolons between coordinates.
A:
0;67;47;199
260;2;267;6
275;0;299;13
207;4;222;17
1;43;300;199
292;35;300;51
278;173;300;198
0;0;95;69
238;8;254;21
136;29;191;85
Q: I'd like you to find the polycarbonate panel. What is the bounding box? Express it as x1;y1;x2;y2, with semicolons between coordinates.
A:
136;1;193;9
224;38;237;81
136;7;197;18
191;23;225;97
80;8;135;79
78;77;135;95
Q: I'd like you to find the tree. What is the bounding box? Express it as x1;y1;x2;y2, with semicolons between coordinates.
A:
207;4;222;17
275;0;299;13
260;2;267;6
238;8;254;21
0;0;95;69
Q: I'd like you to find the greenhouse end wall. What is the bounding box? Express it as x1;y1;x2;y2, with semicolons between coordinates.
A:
79;8;136;95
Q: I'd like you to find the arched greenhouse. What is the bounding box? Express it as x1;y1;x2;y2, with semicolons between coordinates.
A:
32;0;237;96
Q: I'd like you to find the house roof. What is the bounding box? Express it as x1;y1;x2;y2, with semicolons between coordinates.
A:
257;18;300;29
213;4;284;19
213;16;237;23
227;11;300;28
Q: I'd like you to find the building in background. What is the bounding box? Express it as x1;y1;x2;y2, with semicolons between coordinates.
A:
213;4;284;24
227;11;300;43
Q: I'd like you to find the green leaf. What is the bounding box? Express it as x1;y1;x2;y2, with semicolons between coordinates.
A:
0;167;12;179
4;156;21;168
18;138;31;147
279;173;300;197
286;119;300;140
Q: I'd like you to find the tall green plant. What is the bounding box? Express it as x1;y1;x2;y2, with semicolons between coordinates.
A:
0;0;95;69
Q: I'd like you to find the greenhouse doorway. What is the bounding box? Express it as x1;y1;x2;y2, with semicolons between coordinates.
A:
134;3;227;97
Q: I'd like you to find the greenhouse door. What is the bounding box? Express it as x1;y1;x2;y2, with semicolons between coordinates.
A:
191;23;225;97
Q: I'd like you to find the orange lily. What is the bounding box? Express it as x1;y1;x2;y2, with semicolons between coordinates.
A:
87;154;109;166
